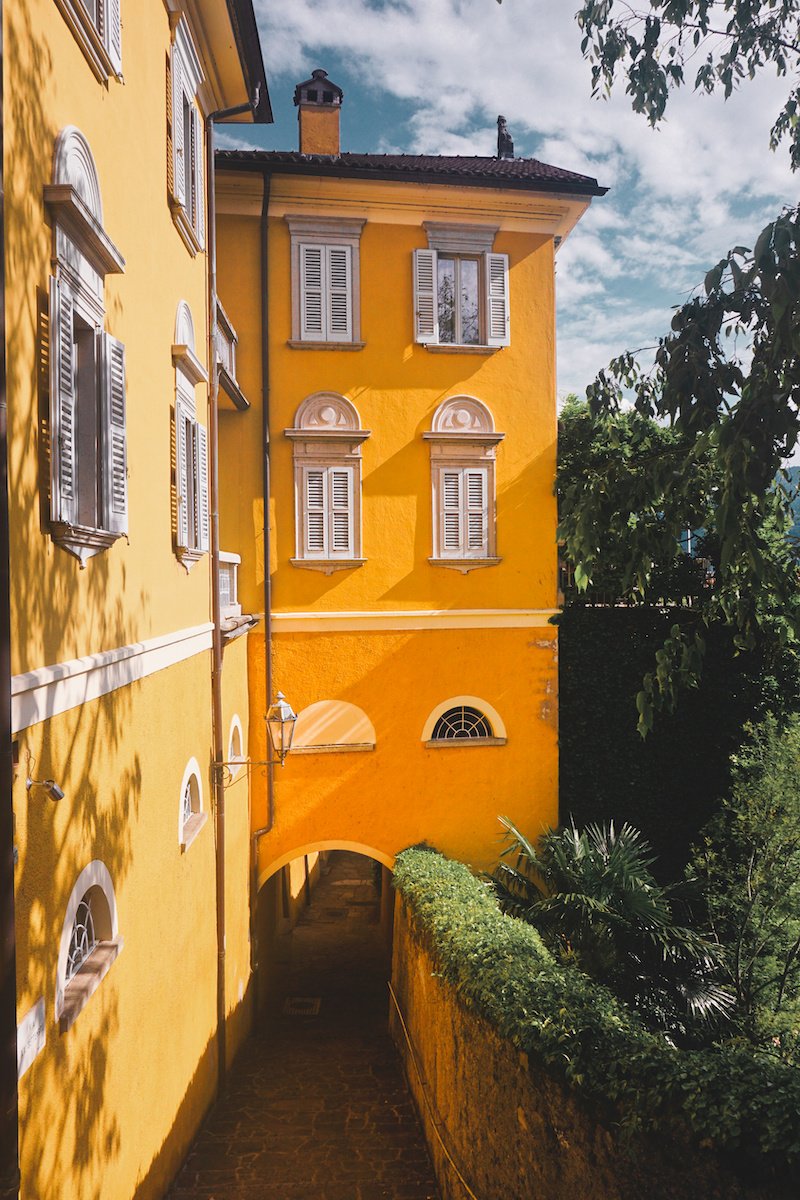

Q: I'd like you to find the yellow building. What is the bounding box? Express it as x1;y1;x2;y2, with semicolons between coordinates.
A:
215;78;604;968
3;2;269;1196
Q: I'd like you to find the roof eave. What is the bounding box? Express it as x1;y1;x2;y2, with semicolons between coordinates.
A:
224;0;273;124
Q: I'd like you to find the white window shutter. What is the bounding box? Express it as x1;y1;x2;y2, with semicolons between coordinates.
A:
300;245;325;340
326;246;352;342
100;332;128;536
441;469;462;554
106;0;122;76
329;467;353;554
193;107;205;248
175;399;190;551
305;468;326;555
49;276;77;526
171;49;186;207
195;421;209;553
465;468;488;554
485;252;510;346
413;249;438;343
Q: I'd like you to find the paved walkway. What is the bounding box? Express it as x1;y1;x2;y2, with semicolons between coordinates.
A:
167;852;440;1200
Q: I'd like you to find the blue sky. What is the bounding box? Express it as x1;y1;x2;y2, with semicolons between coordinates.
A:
220;0;798;400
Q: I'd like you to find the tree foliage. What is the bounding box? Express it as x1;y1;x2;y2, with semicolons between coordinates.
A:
689;714;800;1064
576;1;800;169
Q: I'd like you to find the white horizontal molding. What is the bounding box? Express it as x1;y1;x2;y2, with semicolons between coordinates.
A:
271;609;559;633
12;622;214;733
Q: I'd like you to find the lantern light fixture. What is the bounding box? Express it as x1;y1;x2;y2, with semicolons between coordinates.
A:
265;691;297;766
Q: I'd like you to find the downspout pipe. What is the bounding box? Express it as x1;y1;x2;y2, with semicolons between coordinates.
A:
0;8;20;1196
205;88;260;1097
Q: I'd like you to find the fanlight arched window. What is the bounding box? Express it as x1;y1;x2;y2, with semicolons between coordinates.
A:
432;705;493;741
179;757;206;851
56;860;122;1030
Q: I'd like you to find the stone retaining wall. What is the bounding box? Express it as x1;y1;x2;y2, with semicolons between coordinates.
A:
389;895;792;1200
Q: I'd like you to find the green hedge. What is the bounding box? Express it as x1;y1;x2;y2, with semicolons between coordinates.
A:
393;846;800;1174
557;606;800;879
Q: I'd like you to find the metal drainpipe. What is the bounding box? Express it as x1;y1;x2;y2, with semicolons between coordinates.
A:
0;7;20;1196
205;90;259;1097
250;170;271;1000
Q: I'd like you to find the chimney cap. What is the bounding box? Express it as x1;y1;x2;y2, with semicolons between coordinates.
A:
294;69;344;108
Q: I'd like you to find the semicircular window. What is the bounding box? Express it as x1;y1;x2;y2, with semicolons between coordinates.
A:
66;896;98;983
431;705;493;741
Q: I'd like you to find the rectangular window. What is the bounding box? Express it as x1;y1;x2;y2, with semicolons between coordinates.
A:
54;0;122;81
414;249;509;347
169;19;205;255
438;467;489;558
299;244;353;342
302;466;354;558
175;396;209;561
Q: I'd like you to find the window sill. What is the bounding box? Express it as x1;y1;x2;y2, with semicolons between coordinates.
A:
291;558;366;575
287;340;366;352
180;810;208;853
59;938;123;1032
52;523;121;568
291;743;375;756
176;546;207;573
425;737;507;749
423;344;502;355
429;557;502;574
171;202;203;259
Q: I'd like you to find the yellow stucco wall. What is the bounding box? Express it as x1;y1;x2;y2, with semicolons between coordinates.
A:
217;169;561;884
6;3;256;1197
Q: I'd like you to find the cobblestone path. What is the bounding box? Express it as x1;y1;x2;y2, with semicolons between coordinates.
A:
167;852;440;1200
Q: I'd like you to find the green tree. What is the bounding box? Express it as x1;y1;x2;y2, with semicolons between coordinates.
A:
689;714;800;1063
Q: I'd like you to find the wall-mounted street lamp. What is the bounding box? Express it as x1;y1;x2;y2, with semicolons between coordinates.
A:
26;776;65;802
266;691;297;767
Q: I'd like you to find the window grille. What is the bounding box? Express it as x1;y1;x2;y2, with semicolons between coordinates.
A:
431;705;493;740
66;897;97;982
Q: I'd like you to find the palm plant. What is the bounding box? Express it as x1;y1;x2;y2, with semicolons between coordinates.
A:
490;816;731;1040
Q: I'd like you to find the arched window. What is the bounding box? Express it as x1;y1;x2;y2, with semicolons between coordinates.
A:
285;392;370;572
424;396;503;571
172;302;209;570
56;861;122;1031
291;700;376;754
228;715;246;779
179;757;206;851
44;127;127;565
422;696;507;748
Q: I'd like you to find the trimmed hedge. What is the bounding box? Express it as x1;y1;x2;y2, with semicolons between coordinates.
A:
393;846;800;1175
557;606;800;879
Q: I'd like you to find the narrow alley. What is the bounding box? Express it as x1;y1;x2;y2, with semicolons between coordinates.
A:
167;852;440;1200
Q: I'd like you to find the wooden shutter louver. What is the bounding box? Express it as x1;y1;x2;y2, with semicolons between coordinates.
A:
171;49;186;207
175;398;190;551
100;332;128;536
300;245;325;340
107;0;122;76
441;470;462;553
327;247;352;342
413;249;438;343
193;107;205;248
305;468;326;555
49;276;77;526
466;468;488;553
329;468;353;554
485;252;510;346
195;421;209;553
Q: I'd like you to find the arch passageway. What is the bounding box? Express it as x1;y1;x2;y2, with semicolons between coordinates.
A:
168;851;439;1199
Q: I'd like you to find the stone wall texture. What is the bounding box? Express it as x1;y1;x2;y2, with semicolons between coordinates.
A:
390;895;795;1200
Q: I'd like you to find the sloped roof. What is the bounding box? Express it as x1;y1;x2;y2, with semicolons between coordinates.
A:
217;149;606;196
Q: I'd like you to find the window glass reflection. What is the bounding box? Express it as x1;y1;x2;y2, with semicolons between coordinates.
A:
437;257;456;343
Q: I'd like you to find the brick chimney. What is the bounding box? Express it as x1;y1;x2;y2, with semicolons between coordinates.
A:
294;69;343;156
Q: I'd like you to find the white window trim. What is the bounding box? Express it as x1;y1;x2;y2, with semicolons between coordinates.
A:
179;757;207;852
421;695;507;748
45;127;127;567
56;860;123;1031
169;16;205;256
424;396;504;572
227;714;246;779
53;0;123;83
219;552;242;619
285;392;370;573
287;217;366;347
414;223;510;350
172;302;210;570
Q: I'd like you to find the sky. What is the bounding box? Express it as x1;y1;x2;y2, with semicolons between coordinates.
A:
219;0;799;400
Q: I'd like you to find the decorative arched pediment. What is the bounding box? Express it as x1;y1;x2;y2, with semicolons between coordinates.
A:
430;395;495;436
53;126;104;224
172;301;207;386
293;391;363;434
175;300;196;351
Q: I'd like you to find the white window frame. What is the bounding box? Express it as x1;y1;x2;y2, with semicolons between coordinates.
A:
169;17;205;256
219;552;241;618
44;127;127;567
227;714;246;779
286;217;365;348
285;392;370;573
413;223;510;350
425;395;504;572
54;0;122;82
172;302;209;570
421;695;507;749
56;860;123;1031
179;757;206;851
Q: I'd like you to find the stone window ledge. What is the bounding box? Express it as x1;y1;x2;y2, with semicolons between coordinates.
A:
424;344;501;355
287;340;366;351
424;737;507;749
59;938;123;1032
291;743;375;756
181;810;208;853
428;557;502;573
291;557;366;575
